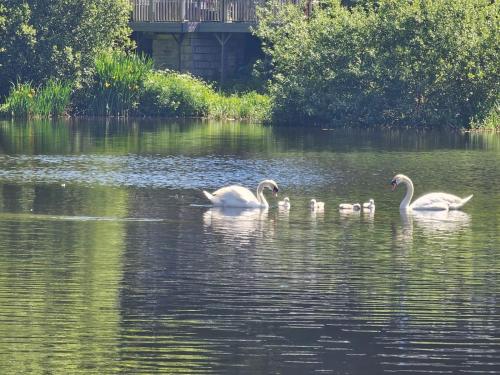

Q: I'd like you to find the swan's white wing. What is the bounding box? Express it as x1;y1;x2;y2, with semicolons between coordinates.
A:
410;192;463;210
211;185;260;207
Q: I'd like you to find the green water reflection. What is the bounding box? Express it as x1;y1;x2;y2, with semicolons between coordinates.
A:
0;119;498;374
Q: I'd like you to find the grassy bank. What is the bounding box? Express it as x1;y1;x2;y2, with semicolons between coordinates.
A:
0;51;271;123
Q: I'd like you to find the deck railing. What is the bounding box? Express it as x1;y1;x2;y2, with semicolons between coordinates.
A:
131;0;302;23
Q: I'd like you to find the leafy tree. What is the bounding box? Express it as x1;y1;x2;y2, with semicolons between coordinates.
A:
255;0;499;127
0;0;132;98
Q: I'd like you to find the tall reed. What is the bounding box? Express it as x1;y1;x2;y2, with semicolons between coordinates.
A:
0;82;35;117
0;80;71;118
35;79;72;117
86;51;152;116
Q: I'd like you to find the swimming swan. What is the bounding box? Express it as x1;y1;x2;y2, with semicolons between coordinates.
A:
391;174;473;211
278;197;291;209
310;199;325;210
363;199;375;210
203;179;279;208
339;203;361;211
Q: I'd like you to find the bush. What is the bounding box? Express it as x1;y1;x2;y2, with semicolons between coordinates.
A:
139;71;213;117
471;99;500;129
255;0;499;127
139;71;271;122
0;0;133;99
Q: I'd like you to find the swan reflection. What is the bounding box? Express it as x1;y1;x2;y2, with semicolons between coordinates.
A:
400;209;471;235
203;207;271;243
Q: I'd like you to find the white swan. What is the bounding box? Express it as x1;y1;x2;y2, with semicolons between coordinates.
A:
363;199;375;210
310;199;325;210
339;203;361;211
278;197;291;209
391;174;473;211
203;179;279;208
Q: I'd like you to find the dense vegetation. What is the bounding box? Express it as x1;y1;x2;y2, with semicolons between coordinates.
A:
255;0;499;128
1;0;498;128
0;52;270;122
0;0;132;98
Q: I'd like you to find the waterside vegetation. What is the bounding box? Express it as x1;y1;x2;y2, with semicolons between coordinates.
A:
0;0;498;128
255;0;499;129
1;51;271;122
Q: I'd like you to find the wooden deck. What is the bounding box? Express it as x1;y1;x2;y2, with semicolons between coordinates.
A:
130;0;297;32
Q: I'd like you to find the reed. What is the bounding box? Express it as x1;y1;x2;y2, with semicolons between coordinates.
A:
0;82;35;117
86;50;153;116
35;79;72;117
0;80;71;118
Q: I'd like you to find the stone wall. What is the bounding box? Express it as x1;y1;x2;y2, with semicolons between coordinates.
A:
151;33;248;81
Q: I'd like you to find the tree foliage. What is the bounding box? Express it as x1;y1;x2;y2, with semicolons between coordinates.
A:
255;0;499;127
0;0;132;98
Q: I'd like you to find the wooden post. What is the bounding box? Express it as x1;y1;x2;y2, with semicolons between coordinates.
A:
221;0;226;22
148;0;155;21
214;33;232;89
181;0;186;21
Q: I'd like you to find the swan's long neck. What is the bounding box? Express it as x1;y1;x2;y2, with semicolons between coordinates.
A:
256;182;269;208
400;176;414;210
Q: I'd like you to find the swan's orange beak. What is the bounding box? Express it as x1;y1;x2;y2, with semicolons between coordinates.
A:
391;180;397;191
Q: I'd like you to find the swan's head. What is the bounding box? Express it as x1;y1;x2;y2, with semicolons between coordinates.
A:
369;199;375;206
284;197;290;202
391;174;407;191
310;199;316;206
261;179;279;196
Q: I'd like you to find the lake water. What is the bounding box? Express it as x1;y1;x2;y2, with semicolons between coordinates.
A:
0;119;498;374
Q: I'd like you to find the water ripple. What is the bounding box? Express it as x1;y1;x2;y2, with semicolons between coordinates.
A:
0;154;332;189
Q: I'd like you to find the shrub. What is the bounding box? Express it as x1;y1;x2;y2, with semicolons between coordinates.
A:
139;71;270;122
255;0;499;127
471;99;500;129
139;71;213;117
0;0;133;99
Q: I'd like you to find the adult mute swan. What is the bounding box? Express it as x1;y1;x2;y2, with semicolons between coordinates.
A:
310;199;325;210
391;174;473;211
363;199;375;210
278;197;291;209
339;203;361;211
203;179;279;208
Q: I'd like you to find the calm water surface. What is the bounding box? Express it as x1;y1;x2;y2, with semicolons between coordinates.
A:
0;120;498;374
